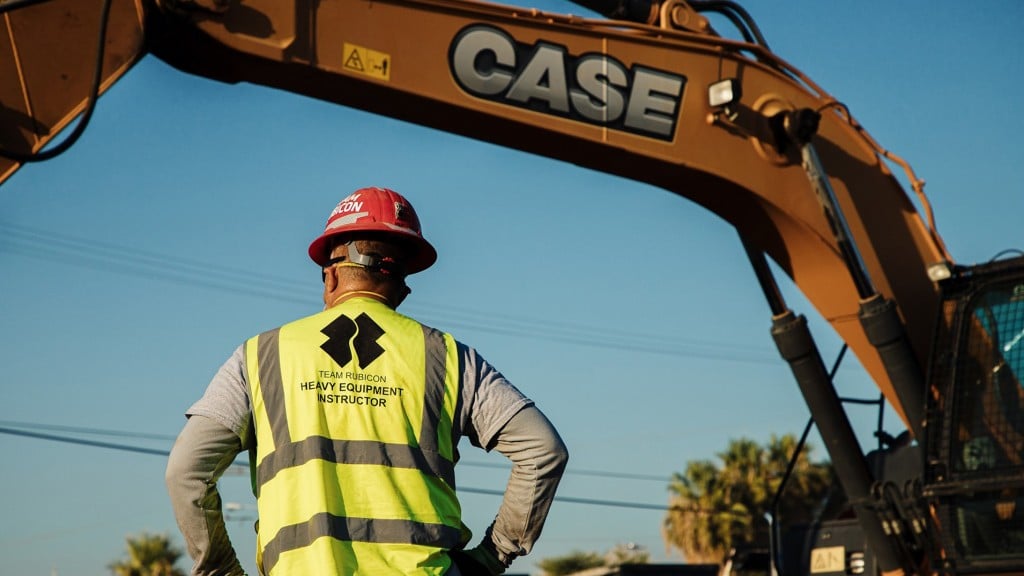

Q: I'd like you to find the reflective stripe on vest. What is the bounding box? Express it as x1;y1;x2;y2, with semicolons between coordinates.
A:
246;300;463;575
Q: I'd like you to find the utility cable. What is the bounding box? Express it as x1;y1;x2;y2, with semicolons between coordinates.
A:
0;425;671;512
0;420;670;484
0;425;668;511
0;419;178;442
458;485;669;511
0;426;173;457
0;221;781;364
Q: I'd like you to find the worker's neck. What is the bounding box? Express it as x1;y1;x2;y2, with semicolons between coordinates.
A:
326;287;393;309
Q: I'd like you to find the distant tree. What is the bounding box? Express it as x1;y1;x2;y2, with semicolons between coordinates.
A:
662;435;832;564
604;542;650;566
538;543;649;575
536;549;606;575
108;532;186;576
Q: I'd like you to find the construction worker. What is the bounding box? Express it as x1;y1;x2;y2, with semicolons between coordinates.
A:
166;186;568;576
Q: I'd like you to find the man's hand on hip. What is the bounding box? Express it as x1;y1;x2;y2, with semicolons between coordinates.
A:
449;541;506;575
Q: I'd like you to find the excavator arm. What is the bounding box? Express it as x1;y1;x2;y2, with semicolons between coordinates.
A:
152;0;951;423
0;0;950;414
4;1;1023;574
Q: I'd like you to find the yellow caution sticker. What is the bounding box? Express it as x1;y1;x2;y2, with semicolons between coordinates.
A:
343;43;391;81
810;546;845;574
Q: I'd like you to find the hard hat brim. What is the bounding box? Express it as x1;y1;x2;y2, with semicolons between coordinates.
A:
308;226;437;274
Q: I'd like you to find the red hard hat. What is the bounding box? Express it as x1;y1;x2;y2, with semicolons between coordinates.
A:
308;187;437;274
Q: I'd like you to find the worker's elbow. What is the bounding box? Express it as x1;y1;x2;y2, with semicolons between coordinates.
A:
165;431;204;498
553;437;569;475
543;432;570;479
165;441;189;494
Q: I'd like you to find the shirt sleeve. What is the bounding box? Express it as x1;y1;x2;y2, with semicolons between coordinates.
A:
166;414;248;576
456;343;569;567
458;344;533;450
187;345;254;447
485;405;568;566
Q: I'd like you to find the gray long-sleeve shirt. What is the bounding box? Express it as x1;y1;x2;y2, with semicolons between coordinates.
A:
166;343;568;575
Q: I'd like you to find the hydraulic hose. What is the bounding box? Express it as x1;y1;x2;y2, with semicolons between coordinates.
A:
0;0;114;163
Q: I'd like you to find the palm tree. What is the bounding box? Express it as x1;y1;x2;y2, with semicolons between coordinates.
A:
108;532;186;576
662;435;832;564
663;458;742;563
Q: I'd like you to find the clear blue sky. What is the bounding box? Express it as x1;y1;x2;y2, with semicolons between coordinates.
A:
2;2;1022;575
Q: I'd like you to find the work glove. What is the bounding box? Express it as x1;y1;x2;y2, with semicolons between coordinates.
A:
449;542;506;576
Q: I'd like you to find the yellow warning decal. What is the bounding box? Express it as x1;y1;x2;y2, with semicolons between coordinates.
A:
810;546;845;574
343;43;391;81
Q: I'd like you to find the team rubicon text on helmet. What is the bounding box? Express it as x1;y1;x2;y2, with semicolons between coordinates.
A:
308;186;438;274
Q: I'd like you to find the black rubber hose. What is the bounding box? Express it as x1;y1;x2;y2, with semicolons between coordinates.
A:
689;0;770;48
0;0;114;163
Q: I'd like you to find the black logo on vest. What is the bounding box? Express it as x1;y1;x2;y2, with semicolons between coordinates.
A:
321;312;385;368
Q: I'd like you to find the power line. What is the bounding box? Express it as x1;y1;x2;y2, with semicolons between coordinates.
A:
0;419;178;441
0;419;668;481
0;423;670;511
0;221;779;364
0;426;172;457
457;486;669;511
457;458;668;483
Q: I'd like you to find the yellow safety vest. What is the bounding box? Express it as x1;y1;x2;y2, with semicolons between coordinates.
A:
245;297;466;575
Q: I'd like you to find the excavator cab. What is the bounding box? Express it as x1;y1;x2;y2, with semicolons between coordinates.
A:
924;254;1024;573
